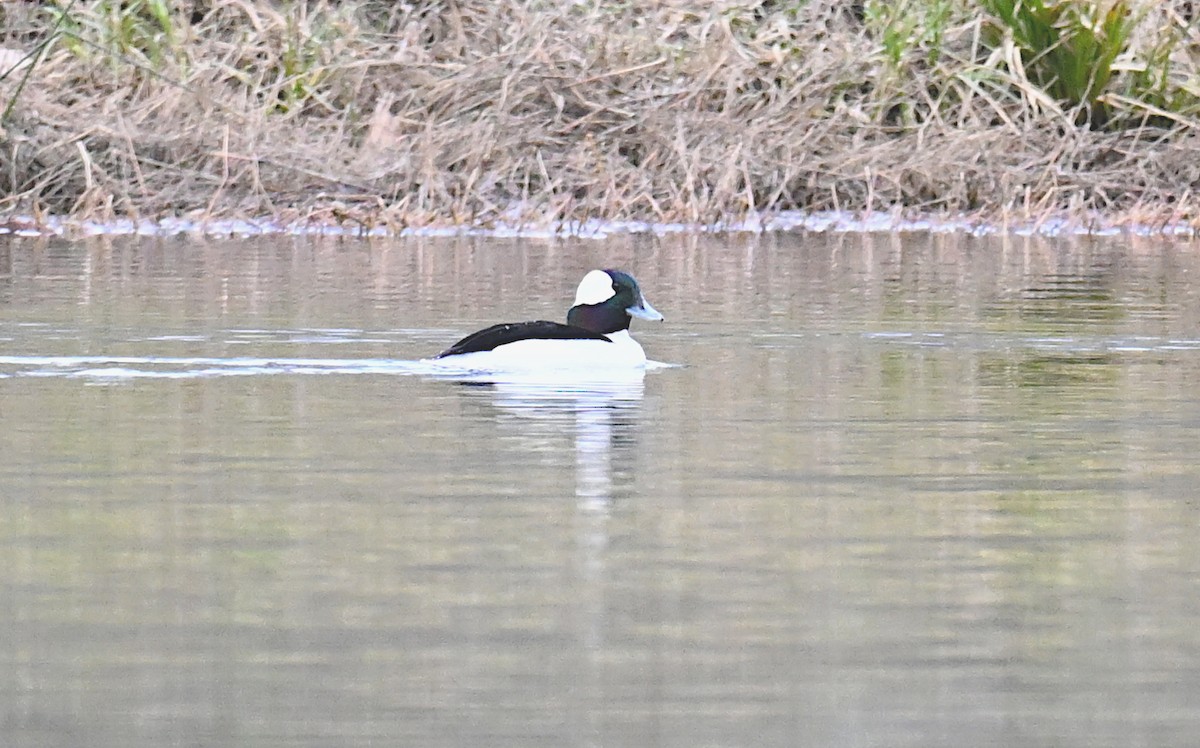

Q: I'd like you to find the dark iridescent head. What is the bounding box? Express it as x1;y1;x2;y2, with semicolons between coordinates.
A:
566;269;663;335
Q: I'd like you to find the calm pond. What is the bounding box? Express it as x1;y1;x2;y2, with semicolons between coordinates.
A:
2;231;1199;747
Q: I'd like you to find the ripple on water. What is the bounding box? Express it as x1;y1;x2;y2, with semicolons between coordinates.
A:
0;353;676;383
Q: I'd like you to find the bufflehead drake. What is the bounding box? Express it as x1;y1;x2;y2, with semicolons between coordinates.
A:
432;269;663;370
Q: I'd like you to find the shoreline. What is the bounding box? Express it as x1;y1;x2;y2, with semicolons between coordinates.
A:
2;2;1199;233
2;208;1199;241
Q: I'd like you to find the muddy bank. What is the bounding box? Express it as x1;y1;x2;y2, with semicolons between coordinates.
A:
1;1;1199;233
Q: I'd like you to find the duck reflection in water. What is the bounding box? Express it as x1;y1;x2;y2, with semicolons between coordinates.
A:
448;371;646;511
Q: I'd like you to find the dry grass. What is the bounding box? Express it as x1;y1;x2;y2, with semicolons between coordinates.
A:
1;0;1199;231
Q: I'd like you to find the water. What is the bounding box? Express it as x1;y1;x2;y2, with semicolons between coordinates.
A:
2;232;1200;747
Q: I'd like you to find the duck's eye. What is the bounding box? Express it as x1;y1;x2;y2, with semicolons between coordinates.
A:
612;282;620;291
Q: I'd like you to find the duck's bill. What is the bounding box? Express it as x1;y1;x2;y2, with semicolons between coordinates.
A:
627;297;664;321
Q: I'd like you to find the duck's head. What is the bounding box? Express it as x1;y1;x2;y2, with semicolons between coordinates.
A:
567;269;663;335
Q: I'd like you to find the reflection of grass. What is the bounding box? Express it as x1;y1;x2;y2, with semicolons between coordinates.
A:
0;500;292;624
979;353;1120;389
1005;297;1125;325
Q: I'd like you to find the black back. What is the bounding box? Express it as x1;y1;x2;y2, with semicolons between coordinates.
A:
435;320;611;358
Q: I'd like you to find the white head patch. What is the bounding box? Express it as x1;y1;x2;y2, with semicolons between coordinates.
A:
574;269;616;306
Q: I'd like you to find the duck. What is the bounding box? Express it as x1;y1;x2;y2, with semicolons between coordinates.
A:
431;269;663;370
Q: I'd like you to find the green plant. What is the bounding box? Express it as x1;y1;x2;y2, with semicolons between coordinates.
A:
858;0;956;127
865;0;954;68
3;0;80;122
46;0;182;71
265;5;361;115
1113;10;1200;125
981;0;1134;125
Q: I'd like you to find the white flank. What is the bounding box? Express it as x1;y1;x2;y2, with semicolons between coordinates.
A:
431;331;647;374
574;269;616;305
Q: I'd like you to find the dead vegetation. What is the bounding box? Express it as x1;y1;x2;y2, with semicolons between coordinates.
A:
1;0;1199;231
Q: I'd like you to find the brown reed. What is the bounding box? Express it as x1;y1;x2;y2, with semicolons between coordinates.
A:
1;0;1198;231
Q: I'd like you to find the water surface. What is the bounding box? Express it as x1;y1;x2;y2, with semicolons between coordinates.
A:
2;232;1200;746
